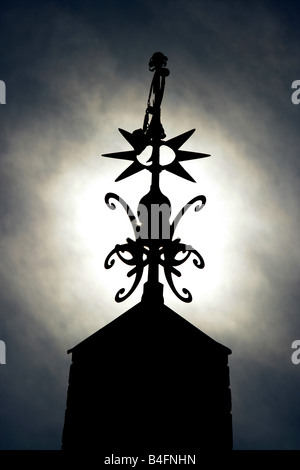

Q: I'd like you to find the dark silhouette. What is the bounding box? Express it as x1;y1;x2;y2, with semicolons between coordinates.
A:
62;283;232;451
102;52;209;303
62;53;233;452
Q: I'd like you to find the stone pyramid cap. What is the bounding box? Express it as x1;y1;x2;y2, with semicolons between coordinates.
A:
68;295;231;361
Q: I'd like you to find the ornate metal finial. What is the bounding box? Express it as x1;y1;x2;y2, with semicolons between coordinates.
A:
101;53;210;303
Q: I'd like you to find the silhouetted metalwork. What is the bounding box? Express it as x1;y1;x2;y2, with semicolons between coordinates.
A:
62;52;233;453
102;52;210;302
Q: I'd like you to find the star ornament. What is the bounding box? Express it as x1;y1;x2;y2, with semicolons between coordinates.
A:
101;128;210;182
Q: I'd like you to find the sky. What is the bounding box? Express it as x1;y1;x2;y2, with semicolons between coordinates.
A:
1;0;300;450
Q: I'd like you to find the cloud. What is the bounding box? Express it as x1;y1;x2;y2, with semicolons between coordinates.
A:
1;0;300;449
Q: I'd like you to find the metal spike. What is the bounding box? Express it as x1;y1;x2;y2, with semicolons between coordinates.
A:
176;150;210;161
115;161;144;182
102;150;136;161
166;161;196;182
164;129;195;150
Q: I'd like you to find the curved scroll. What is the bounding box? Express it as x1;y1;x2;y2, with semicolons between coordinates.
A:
159;240;204;302
191;249;205;269
105;192;138;239
164;267;193;302
115;268;143;303
104;238;149;302
104;246;117;269
170;195;206;238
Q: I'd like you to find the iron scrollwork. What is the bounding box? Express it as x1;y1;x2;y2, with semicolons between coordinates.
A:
102;53;210;303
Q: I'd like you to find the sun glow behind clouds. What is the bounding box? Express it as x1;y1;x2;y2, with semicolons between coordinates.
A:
53;126;239;334
35;75;252;339
57;103;297;347
2;0;300;451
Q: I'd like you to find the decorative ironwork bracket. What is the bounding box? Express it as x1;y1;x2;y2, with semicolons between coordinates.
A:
101;52;210;303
